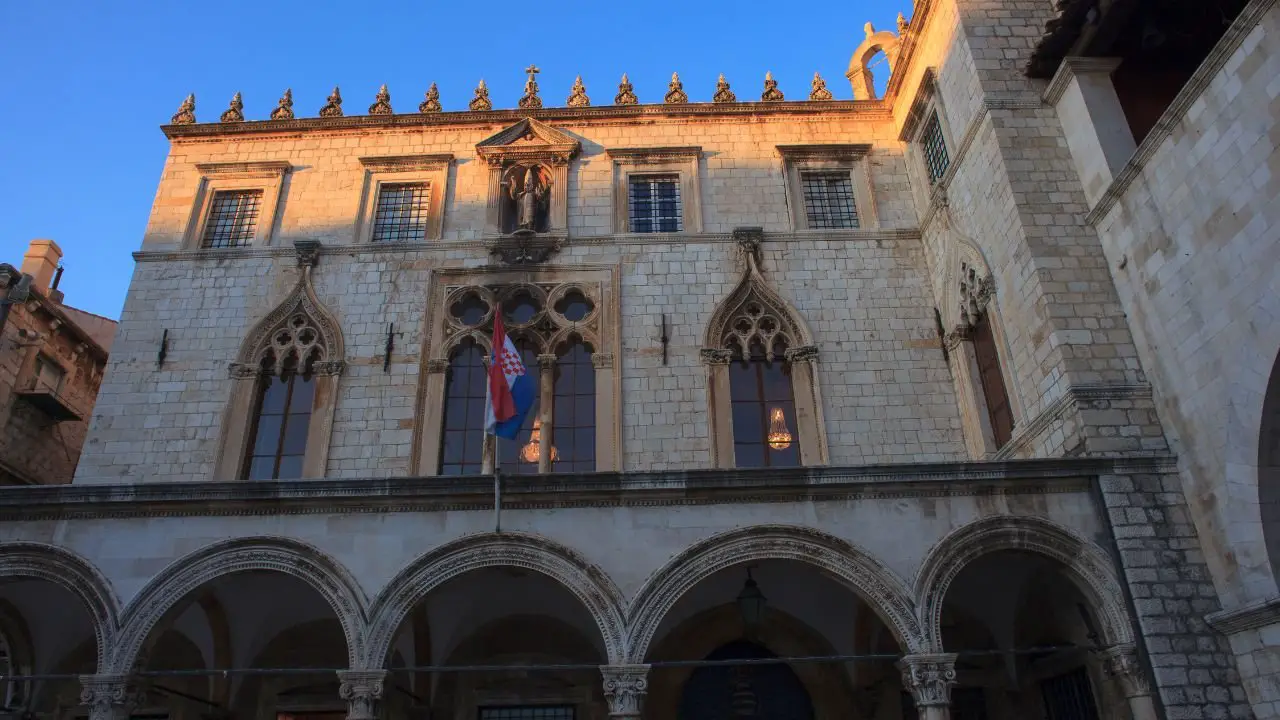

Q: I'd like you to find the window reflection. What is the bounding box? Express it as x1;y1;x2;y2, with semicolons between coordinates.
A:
440;340;487;476
244;352;316;480
729;340;799;468
552;341;595;473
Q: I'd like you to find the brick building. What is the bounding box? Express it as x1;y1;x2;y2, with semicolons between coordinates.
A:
0;0;1277;718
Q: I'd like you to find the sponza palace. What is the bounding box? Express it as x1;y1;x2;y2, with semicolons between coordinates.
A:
1;0;1279;717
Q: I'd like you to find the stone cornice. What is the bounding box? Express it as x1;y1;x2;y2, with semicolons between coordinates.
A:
193;160;292;177
1042;57;1124;106
993;384;1157;460
357;154;454;172
605;146;702;163
775;144;872;161
1205;595;1280;636
0;456;1174;521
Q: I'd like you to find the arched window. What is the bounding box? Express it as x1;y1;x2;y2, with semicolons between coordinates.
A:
729;339;799;469
243;349;317;480
552;339;596;473
439;339;487;476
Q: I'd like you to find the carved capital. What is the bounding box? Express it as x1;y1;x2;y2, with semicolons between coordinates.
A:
700;348;733;366
80;675;145;720
337;670;385;720
959;261;994;328
295;239;321;268
942;326;971;351
229;362;262;379
897;654;957;708
312;360;347;377
591;352;614;370
538;353;558;370
600;664;649;719
784;345;819;363
1100;644;1151;697
426;359;450;374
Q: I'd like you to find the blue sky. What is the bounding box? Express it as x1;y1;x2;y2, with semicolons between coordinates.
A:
0;0;909;319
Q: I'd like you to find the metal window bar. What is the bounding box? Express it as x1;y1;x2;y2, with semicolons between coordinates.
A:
921;112;951;184
371;183;431;243
202;190;263;248
1040;667;1100;720
479;707;574;720
800;172;860;229
628;176;682;233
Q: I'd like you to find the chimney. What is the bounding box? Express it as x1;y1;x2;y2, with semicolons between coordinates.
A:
20;239;62;295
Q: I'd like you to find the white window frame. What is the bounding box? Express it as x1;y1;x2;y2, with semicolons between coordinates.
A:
184;161;291;249
355;154;453;244
606;147;702;234
777;144;876;231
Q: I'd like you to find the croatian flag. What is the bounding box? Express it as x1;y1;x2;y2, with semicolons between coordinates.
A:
484;310;536;439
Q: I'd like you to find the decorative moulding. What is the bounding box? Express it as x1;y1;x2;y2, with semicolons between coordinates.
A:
194;160;292;177
1205;595;1280;636
605;146;701;164
357;154;454;173
474;117;581;164
1042;57;1124;106
776;144;872;161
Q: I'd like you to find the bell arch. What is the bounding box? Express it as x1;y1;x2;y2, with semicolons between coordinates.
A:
847;22;902;100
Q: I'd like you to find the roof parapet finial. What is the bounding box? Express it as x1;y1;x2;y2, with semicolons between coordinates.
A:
809;72;834;101
419;83;442;113
664;72;688;104
270;88;295;120
219;92;244;123
864;21;876;39
713;73;736;103
615;73;638;105
566;75;590;107
897;11;910;35
469;79;493;111
369;84;393;115
519;64;542;109
761;71;784;102
171;93;196;125
319;86;343;117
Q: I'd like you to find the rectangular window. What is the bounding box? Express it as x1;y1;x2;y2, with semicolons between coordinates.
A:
33;355;65;394
371;182;431;243
479;707;574;720
920;111;950;184
800;172;859;229
628;175;682;233
202;190;263;248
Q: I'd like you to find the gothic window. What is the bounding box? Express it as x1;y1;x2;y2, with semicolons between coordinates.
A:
944;257;1017;457
243;350;316;480
202;190;263;248
973;313;1013;448
552;339;596;473
729;338;800;469
439;339;487;476
628;175;683;233
371;182;431;243
800;172;859;229
920;111;950;183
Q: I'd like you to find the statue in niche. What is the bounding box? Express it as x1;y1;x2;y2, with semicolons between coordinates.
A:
503;165;551;234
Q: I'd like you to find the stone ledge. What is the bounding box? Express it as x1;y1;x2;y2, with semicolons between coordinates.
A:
1205;595;1280;636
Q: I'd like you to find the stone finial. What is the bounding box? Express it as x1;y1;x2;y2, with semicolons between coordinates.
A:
664;72;688;104
566;75;590;107
419;83;442;113
219;92;244;123
712;73;736;103
864;21;875;38
615;73;638;105
270;88;295;120
519;64;543;109
897;11;910;35
809;72;834;101
369;84;393;115
469;79;493;111
170;94;196;125
319;86;343;117
761;71;785;101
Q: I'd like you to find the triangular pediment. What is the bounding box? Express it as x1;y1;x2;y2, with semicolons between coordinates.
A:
476;118;581;161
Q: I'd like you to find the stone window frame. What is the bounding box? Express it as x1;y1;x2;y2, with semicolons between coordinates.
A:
354;154;453;244
899;69;959;193
213;243;345;481
475;119;580;237
412;264;623;475
702;230;828;469
182;161;291;250
606;147;703;235
776;144;877;231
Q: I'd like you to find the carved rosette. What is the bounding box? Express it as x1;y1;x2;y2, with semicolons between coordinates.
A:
1101;644;1151;697
566;75;590;107
761;71;784;101
80;675;144;720
712;73;736;103
271;88;295;120
368;84;393;115
170;93;196;124
664;72;688;104
809;72;834;101
220;92;245;123
615;73;638;105
469;80;493;111
419;83;442;113
601;664;649;718
319;86;344;118
337;670;385;720
897;654;957;708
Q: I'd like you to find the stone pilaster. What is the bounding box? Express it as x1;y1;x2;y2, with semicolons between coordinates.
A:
79;675;144;720
1100;644;1159;720
897;654;957;720
337;670;385;720
600;664;649;719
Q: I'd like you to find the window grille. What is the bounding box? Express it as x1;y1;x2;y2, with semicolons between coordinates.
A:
920;111;951;183
371;182;431;243
479;707;574;720
1040;667;1100;720
202;190;262;248
800;172;859;229
628;175;682;233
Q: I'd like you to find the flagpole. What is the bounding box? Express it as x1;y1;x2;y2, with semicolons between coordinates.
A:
493;436;502;533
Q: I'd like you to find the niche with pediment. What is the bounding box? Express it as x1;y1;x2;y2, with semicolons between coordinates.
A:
476;118;581;240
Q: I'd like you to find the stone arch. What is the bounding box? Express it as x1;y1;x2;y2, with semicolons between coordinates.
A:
703;243;813;353
110;537;368;674
1259;348;1280;586
626;525;926;662
0;542;120;672
364;532;627;667
914;516;1135;652
232;265;344;374
847;23;902;100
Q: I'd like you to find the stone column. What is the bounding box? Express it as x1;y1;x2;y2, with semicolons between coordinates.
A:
1100;644;1159;720
600;664;649;719
784;344;827;465
701;348;734;469
338;670;386;720
79;675;144;720
897;654;957;720
537;353;557;474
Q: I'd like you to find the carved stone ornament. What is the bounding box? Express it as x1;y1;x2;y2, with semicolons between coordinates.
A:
664;72;688;104
1101;644;1152;697
761;71;785;101
419;82;442;113
519;64;543;109
219;92;245;123
942;326;971;351
809;72;834;101
338;670;385;720
368;83;393;115
958;261;995;329
319;86;343;117
712;73;736;103
897;11;910;36
485;233;564;265
700;348;734;365
170;93;196;124
426;358;449;374
80;675;145;720
784;344;819;363
615;73;638;105
601;665;649;718
566;75;590;107
270;88;295;120
295;239;321;268
591;352;614;370
469;80;493;111
897;654;958;708
232;253;345;378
